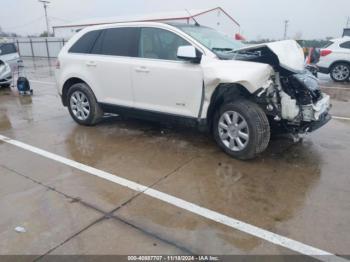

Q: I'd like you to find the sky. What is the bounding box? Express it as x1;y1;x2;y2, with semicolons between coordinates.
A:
0;0;349;40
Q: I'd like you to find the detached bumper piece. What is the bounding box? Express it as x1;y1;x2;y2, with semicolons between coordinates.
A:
305;113;332;132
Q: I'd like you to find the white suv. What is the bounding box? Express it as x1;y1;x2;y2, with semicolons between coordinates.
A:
56;22;331;160
317;37;350;82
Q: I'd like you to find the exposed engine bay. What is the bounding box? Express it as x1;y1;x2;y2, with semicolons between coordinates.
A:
230;44;331;134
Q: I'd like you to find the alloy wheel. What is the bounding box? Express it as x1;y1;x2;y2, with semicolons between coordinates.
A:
332;64;350;81
218;111;250;152
70;91;91;121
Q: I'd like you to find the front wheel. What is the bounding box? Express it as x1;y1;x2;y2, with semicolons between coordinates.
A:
67;83;103;126
213;99;270;160
330;62;350;82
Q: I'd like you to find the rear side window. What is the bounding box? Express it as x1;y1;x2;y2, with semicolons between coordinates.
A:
322;41;334;48
0;43;17;55
340;41;350;49
93;27;139;57
69;30;102;54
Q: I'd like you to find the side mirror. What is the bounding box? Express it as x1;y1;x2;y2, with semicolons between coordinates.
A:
177;45;201;63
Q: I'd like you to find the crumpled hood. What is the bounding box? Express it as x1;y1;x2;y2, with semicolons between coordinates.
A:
236;40;305;72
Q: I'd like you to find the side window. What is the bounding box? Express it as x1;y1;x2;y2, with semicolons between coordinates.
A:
96;27;139;57
340;41;350;49
69;30;102;54
139;28;191;61
0;43;17;55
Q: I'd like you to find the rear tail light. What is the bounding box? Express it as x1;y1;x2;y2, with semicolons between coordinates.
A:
55;60;60;69
320;49;332;56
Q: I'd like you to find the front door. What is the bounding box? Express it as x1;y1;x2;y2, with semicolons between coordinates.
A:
132;27;203;118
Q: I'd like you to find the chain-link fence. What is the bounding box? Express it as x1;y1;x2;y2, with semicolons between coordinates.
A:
11;37;67;58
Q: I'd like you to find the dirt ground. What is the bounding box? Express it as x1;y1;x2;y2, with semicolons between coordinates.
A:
0;58;349;261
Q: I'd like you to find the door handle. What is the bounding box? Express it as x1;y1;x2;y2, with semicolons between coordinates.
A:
86;61;97;67
135;66;150;73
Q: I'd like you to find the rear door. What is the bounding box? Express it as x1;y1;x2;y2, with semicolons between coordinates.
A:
88;27;139;107
0;43;20;71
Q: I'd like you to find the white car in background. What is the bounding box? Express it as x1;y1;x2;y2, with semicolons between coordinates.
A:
317;37;350;82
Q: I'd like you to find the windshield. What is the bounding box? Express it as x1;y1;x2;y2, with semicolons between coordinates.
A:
175;25;245;54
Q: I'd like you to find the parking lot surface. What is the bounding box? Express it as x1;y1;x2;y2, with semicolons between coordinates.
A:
0;58;350;260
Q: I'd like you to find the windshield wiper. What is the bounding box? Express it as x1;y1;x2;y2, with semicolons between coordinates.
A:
212;47;234;52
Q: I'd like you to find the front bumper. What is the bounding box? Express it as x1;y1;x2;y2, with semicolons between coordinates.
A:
0;75;12;86
317;66;329;74
301;94;331;133
301;94;331;122
306;112;331;132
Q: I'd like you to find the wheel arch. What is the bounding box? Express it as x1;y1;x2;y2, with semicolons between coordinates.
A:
206;83;252;132
62;77;88;106
330;60;350;69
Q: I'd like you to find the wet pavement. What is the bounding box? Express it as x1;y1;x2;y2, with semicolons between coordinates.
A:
0;58;350;259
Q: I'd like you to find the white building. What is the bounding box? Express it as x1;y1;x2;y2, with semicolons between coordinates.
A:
53;7;240;39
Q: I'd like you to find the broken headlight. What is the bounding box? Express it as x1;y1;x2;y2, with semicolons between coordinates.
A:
289;73;322;105
293;73;319;92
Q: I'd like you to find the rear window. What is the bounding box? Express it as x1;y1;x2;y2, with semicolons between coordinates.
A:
0;43;17;55
93;27;139;57
322;41;334;48
69;30;102;54
340;41;350;49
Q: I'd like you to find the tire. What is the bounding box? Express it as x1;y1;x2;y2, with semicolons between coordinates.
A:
67;83;103;126
330;62;350;82
0;83;11;88
213;99;270;160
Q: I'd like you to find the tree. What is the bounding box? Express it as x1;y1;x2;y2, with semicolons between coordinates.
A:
40;31;49;37
293;31;303;40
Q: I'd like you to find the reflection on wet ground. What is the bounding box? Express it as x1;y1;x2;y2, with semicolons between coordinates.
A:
0;58;350;256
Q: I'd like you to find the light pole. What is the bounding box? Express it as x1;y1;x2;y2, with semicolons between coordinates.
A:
283;20;289;40
39;0;50;36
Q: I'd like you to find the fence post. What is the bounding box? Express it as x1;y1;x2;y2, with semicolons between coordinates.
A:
45;38;50;59
16;39;21;56
29;38;34;58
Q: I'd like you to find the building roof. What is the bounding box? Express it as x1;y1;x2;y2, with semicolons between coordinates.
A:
53;7;240;29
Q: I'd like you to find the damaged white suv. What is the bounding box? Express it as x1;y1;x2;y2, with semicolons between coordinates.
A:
56;22;331;160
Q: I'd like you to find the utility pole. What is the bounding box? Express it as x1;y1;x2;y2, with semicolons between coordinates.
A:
346;16;350;28
39;0;50;36
283;20;289;40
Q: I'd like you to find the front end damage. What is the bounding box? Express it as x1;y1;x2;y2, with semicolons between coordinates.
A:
233;40;331;134
256;72;331;134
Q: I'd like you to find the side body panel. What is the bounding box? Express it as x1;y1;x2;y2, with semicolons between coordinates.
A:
200;56;274;119
131;58;203;117
84;54;134;107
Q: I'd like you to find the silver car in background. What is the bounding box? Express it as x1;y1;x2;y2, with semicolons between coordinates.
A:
0;42;20;87
0;59;12;87
0;42;20;70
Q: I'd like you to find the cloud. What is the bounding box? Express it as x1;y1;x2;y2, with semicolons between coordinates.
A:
0;0;349;39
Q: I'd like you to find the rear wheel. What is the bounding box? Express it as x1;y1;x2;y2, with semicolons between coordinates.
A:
213;99;270;160
330;62;350;82
67;83;103;126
